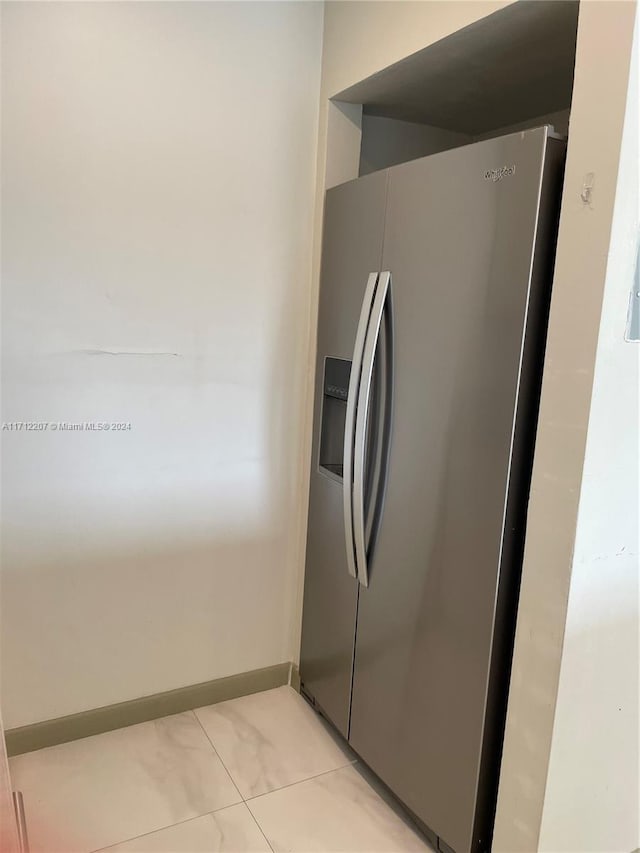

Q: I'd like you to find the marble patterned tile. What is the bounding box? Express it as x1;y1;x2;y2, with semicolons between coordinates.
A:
194;686;353;798
9;712;242;853
101;805;272;852
248;764;431;853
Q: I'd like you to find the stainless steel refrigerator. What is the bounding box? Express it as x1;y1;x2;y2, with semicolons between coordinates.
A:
299;126;565;853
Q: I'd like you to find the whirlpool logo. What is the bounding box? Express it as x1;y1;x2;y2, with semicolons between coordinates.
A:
484;165;516;182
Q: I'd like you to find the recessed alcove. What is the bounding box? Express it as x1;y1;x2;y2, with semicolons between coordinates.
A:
330;0;579;175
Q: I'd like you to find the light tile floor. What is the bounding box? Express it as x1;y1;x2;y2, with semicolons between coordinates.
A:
10;686;432;853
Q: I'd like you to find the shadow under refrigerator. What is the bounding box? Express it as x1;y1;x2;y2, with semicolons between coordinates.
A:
299;126;565;853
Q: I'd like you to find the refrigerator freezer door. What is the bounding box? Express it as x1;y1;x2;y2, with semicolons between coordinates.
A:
300;168;388;737
348;129;562;852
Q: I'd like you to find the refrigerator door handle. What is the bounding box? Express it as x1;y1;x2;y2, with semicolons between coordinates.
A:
353;271;391;588
343;272;379;579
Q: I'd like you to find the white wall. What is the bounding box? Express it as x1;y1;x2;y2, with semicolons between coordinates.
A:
0;1;323;728
538;13;640;851
494;3;638;850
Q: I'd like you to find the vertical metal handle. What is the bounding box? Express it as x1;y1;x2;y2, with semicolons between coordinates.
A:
13;791;29;853
343;273;378;579
353;271;391;587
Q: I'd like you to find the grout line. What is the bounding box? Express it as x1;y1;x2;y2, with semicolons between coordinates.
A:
244;759;357;804
191;710;245;804
90;799;278;853
192;700;357;804
190;704;357;845
91;711;243;853
91;794;276;853
90;761;360;853
191;711;275;852
90;810;215;853
90;710;357;853
243;803;276;853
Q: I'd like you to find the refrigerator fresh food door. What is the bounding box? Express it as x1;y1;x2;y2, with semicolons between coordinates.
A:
348;128;564;853
300;168;388;737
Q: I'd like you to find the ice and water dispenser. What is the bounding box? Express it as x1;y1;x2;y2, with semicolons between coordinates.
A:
319;357;350;481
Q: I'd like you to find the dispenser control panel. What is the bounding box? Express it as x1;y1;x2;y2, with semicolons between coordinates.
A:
323;358;350;401
319;357;351;482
